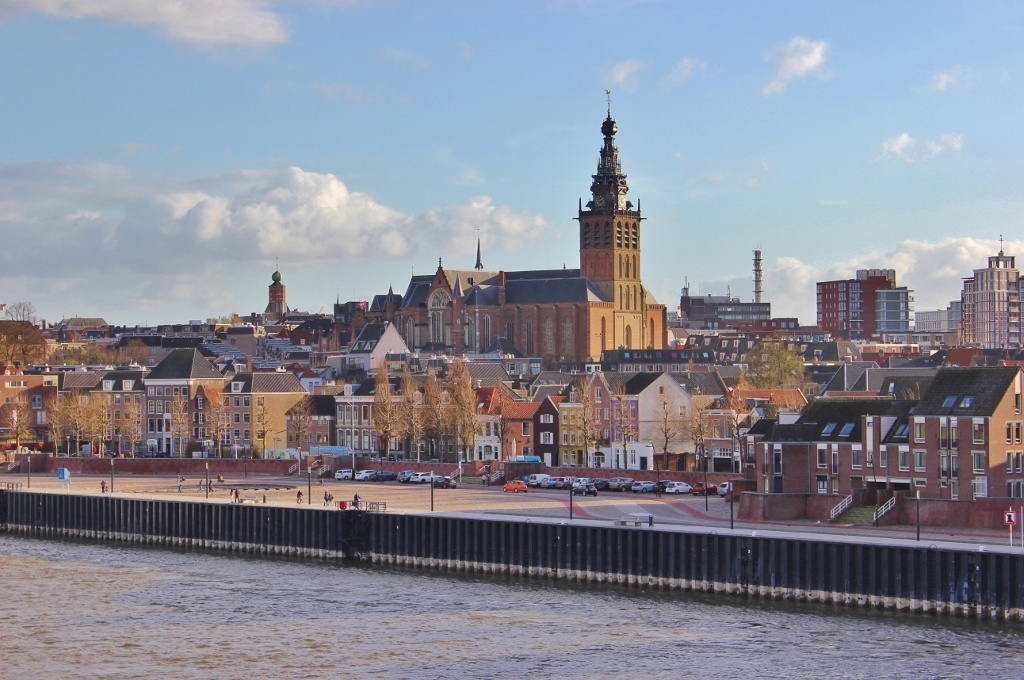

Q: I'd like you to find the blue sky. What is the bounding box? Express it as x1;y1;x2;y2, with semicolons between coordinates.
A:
2;0;1022;328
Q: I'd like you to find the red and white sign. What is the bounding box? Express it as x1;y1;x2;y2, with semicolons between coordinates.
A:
1004;509;1016;527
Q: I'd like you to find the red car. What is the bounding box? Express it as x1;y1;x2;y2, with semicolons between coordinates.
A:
691;482;718;496
503;480;528;493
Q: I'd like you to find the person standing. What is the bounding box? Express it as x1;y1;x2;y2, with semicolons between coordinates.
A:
323;490;330;506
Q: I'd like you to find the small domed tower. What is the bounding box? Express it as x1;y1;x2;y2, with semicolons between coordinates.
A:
265;268;289;322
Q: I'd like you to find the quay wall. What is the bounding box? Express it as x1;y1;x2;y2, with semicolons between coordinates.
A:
2;490;1023;621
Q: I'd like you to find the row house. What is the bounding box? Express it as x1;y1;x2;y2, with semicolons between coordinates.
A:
144;349;225;456
756;366;1024;503
533;395;562;466
92;368;147;455
708;388;807;473
219;371;307;457
0;369;59;449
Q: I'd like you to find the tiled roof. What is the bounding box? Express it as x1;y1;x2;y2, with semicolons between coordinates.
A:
63;372;103;391
503;401;540;419
147;349;223;381
791;397;896;442
467;362;509;387
915;366;1019;417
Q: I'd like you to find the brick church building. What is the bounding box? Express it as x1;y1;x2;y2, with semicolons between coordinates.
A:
370;106;667;368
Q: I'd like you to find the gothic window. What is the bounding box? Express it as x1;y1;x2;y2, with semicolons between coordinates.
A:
483;316;491;347
525;319;535;356
429;291;451;345
544;317;554;356
564;317;573;356
506;318;515;345
619;285;623;308
625;325;633;349
632;254;637;276
649;319;655;345
604;224;611;245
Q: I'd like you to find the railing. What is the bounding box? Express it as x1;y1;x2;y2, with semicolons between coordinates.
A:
873;496;896;523
316;465;330;478
287;462;299;475
829;495;853;521
6;462;20;473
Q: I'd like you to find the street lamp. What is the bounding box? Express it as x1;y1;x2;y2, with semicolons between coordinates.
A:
66;435;71;457
110;458;114;494
205;462;209;500
307;459;312;505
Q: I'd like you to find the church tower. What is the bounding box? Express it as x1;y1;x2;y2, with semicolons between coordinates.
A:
578;101;644;349
265;268;289;322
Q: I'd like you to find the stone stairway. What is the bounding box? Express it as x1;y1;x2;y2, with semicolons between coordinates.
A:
835;504;876;526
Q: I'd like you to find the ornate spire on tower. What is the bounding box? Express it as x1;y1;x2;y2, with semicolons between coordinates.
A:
589;90;630;213
475;232;483;270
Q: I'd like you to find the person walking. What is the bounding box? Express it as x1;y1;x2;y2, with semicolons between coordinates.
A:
352;493;360;510
323;490;330;507
296;490;303;504
100;480;107;493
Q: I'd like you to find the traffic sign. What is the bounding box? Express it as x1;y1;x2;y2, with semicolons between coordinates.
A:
57;467;71;484
1004;509;1016;526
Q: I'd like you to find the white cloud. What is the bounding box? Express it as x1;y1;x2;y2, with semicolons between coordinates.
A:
605;60;644;93
922;66;977;93
762;37;830;95
3;0;288;48
878;132;965;165
415;196;547;258
663;57;706;86
379;48;433;70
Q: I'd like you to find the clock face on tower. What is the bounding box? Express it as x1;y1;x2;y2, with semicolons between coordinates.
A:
594;195;606;209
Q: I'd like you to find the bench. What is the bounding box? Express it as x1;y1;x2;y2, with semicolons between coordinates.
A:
615;513;653;527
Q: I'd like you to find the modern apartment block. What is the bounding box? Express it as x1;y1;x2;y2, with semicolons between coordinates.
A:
816;269;912;340
960;249;1021;349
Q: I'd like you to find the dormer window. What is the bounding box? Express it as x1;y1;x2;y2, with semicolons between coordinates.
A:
103;380;114;391
839;423;855;437
959;396;975;408
941;396;957;408
821;423;837;436
232;382;243;393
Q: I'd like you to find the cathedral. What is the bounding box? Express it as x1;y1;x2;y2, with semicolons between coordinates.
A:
369;106;667;367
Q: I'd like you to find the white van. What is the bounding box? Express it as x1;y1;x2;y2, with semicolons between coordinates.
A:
525;473;552;488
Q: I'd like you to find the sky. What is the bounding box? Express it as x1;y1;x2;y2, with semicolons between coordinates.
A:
1;0;1022;328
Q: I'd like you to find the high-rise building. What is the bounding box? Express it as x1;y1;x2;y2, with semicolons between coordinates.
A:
816;269;912;340
961;249;1021;348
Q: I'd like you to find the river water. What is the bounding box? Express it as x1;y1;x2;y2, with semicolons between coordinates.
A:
2;535;1021;679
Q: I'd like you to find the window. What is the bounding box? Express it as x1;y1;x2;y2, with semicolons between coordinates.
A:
852;447;862;469
821;423;837;436
540;414;554;424
595;388;602;403
972;423;985;444
972;477;988;499
899;449;910;471
31;395;42;408
839;423;855;437
973;451;986;473
817;475;828;495
941;396;957;408
959;396;975;408
522;422;530;436
913;422;926;443
817;448;827;468
914;449;926;471
540;432;553;445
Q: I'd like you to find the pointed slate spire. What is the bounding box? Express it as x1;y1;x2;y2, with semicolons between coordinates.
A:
475;234;483;271
453;276;464;297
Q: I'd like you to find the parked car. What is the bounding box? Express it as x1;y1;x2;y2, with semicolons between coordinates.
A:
432;476;457;489
525;474;552;487
396;470;417;483
554;477;574;489
592;478;610;490
692;482;717;496
632;481;656;493
664;481;692;494
378;470;398;482
572;483;598;496
539;476;563;489
717;481;732;497
334;469;354;481
503;480;528;493
572;478;593;487
410;472;434;484
355;469;378;481
607;477;635;491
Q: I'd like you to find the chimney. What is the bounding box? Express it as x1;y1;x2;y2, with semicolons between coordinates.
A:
497;271;506;306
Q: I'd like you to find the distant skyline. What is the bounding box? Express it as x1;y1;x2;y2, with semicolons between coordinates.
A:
2;1;1022;327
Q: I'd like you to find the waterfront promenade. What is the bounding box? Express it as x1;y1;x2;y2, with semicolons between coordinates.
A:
5;469;1017;553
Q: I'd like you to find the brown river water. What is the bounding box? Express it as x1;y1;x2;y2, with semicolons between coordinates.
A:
2;535;1021;679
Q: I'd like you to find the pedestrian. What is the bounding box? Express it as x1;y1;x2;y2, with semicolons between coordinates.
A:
177;482;182;494
296;490;303;504
100;480;107;493
352;493;360;510
323;490;330;506
328;493;334;507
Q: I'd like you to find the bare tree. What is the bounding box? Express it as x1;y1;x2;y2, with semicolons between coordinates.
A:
610;382;638;469
44;393;71;455
119;395;144;458
82;393;112;456
422;373;448;461
202;387;229;458
447;359;477;464
254;396;270;458
1;398;35;454
574;376;600;466
168;396;191;457
654;395;685;471
288;394;316;455
371;363;398;459
0;320;47;366
4;301;37;324
119;339;151;365
396;373;422;461
685;398;711;472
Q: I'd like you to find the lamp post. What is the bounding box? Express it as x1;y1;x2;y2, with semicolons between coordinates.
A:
66;435;71;457
110;458;114;494
307;460;312;505
26;452;31;489
569;478;574;520
430;468;435;512
205;462;209;500
916;490;921;541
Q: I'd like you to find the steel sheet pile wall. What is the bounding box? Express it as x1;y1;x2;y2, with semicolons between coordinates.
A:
2;491;1022;620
